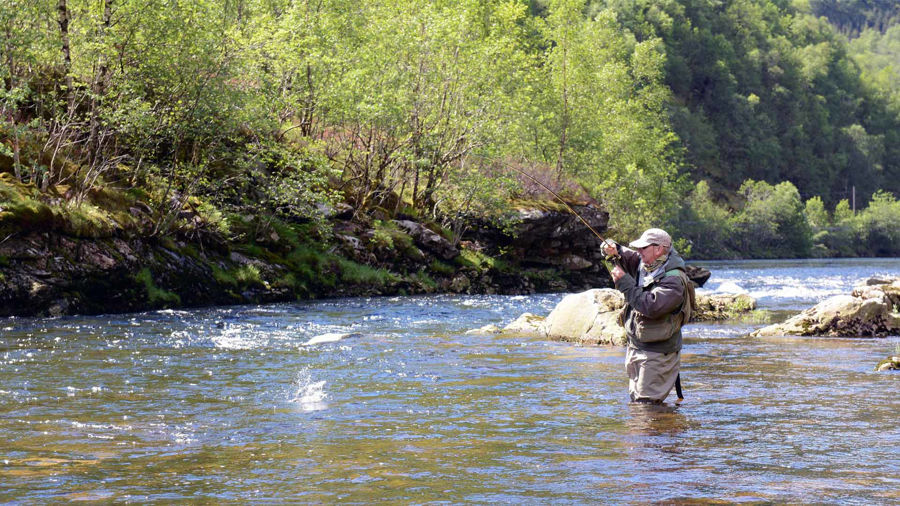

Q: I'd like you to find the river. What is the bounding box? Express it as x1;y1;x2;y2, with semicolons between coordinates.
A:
2;258;899;503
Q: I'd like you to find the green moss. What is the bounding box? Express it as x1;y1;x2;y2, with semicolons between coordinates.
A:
135;268;180;306
212;263;265;288
57;201;117;238
0;176;54;231
178;243;202;260
0;255;8;267
370;220;415;252
212;265;237;286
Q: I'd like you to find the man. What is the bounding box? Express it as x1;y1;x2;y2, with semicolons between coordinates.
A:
601;228;689;404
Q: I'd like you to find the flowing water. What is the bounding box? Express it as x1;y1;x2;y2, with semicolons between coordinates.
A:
2;259;899;503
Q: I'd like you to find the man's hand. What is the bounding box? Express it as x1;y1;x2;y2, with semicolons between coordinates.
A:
601;240;618;258
610;265;625;282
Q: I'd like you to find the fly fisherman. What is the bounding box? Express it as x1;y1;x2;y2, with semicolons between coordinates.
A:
602;228;692;404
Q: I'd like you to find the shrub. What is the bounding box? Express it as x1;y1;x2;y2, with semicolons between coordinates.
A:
856;191;900;256
337;258;397;286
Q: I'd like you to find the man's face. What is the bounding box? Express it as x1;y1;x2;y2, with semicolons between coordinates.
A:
637;244;666;265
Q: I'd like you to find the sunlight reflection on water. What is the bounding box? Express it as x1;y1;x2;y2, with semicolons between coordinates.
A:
1;258;898;502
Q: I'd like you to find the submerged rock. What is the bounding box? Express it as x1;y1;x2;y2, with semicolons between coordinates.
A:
465;324;502;335
752;277;900;338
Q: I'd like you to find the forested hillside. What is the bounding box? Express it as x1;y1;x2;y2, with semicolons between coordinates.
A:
599;0;900;205
2;0;899;288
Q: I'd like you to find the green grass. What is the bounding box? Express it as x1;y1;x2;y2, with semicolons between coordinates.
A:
135;268;181;306
58;201;117;238
408;270;438;292
338;258;398;286
429;259;455;275
212;263;264;288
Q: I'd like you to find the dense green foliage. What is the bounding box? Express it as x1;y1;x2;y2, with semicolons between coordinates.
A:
809;0;900;35
1;0;898;264
601;0;900;205
679;180;900;259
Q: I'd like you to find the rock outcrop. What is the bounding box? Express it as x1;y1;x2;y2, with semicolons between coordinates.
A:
0;232;290;317
693;293;757;321
685;265;712;287
752;277;900;338
502;313;546;334
468;204;613;291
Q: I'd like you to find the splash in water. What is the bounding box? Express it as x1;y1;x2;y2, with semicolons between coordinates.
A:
290;369;328;412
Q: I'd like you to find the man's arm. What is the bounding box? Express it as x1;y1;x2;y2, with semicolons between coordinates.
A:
615;274;684;318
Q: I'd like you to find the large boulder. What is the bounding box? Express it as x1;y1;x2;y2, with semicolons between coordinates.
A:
542;289;626;346
752;278;900;337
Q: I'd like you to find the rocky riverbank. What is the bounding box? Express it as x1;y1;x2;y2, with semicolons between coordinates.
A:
3;203;711;318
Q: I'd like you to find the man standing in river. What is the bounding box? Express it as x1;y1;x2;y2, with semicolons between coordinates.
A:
602;228;690;404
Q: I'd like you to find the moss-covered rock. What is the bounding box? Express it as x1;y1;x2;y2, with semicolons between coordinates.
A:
693;293;758;321
875;355;900;372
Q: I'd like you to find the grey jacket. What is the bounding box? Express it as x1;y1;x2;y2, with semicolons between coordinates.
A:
613;246;686;354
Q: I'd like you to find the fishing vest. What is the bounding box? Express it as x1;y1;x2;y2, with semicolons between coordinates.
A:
622;268;694;350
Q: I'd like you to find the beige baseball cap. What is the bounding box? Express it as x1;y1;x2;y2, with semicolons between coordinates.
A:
628;228;672;249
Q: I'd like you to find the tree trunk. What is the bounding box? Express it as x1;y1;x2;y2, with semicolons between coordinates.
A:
88;0;115;161
555;35;569;183
57;0;73;108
